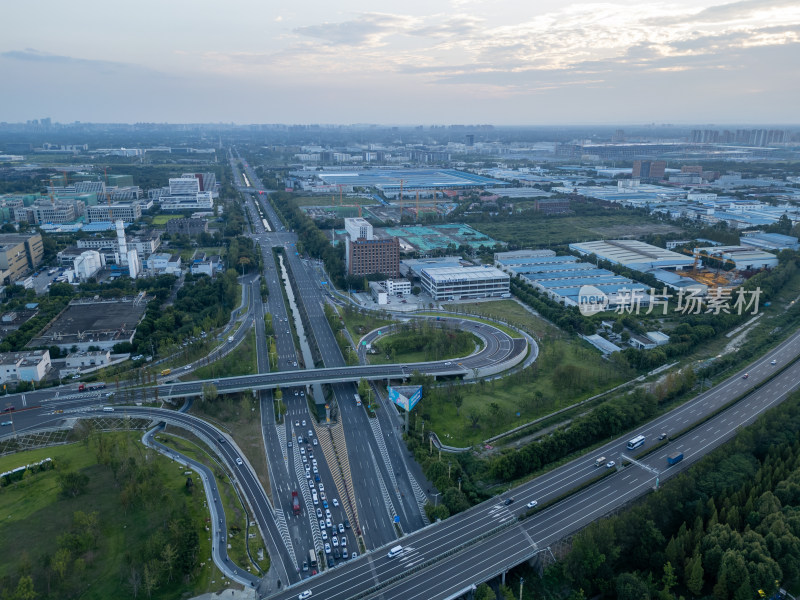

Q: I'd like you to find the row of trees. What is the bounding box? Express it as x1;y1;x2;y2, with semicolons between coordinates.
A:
267;191;348;289
552;391;800;599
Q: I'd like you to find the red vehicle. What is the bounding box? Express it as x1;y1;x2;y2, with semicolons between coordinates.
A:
78;382;106;392
292;491;301;515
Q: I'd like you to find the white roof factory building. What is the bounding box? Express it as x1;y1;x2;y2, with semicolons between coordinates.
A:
420;266;510;301
568;240;695;272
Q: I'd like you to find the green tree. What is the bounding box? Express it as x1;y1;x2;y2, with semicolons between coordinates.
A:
12;574;37;600
58;471;89;498
475;583;494;600
685;548;704;596
202;383;218;403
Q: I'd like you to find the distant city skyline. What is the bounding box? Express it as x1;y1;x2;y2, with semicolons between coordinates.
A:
2;0;799;125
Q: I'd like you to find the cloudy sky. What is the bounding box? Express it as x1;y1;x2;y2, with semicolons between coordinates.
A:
1;0;798;124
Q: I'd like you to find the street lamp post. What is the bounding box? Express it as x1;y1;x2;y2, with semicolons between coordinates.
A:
519;577;524;600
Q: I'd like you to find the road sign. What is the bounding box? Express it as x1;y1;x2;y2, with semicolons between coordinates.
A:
394;516;400;523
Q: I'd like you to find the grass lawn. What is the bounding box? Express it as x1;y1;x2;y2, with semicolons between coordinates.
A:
335;305;394;345
407;300;630;446
475;214;683;248
155;432;270;574
367;329;482;365
292;196;377;207
151;214;183;225
187;391;272;498
0;433;235;599
416;311;521;338
189;329;257;380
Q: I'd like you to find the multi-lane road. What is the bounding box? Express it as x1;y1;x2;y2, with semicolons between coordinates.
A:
4;151;799;599
267;325;800;600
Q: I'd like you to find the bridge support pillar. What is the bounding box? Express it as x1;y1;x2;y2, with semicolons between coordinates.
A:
501;570;506;585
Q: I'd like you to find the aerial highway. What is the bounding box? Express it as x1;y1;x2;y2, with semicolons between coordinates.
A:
265;326;800;600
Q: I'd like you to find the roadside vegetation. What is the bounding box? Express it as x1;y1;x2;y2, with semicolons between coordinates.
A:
368;321;480;364
0;431;231;600
517;390;800;600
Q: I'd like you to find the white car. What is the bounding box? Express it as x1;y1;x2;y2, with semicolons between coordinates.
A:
235;457;243;466
319;491;326;501
606;461;616;469
325;518;332;528
316;508;323;519
308;480;314;489
341;536;347;547
526;500;538;509
312;459;318;466
332;536;339;547
332;498;339;508
313;439;318;446
324;543;331;554
312;466;318;474
338;523;345;533
308;429;313;438
325;509;332;519
302;455;307;463
298;591;312;600
305;470;311;479
319;519;325;530
321;529;328;541
319;483;325;491
300;447;306;455
302;419;306;426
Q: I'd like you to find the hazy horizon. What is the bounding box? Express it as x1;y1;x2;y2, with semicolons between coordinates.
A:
3;0;799;125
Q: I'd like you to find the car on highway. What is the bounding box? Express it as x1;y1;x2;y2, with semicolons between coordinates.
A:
219;437;226;444
321;529;328;540
316;508;323;519
341;535;347;547
351;551;358;559
319;518;325;529
342;548;349;559
325;508;331;518
344;520;350;529
319;483;325;491
319;491;326;500
658;432;668;440
338;522;344;533
325;518;332;528
324;543;331;554
315;474;321;482
300;447;306;455
332;498;339;508
298;591;312;600
295;420;300;427
771;359;777;365
332;535;338;547
743;373;749;379
1;421;12;427
323;500;328;509
308;429;313;437
236;458;243;466
332;548;340;559
302;419;306;426
302;455;307;463
305;471;311;479
312;466;318;474
504;498;514;506
288;441;293;448
606;460;616;468
312;438;318;446
526;500;538;509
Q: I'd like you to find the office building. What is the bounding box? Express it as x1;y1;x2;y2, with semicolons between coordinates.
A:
86;202;142;223
632;160;666;180
420;266;510;301
347;237;400;276
344;217;373;241
0;233;44;283
73;250;105;281
168;177;200;195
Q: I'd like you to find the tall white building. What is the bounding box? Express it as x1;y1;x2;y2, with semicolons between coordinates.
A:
344;217;373;241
